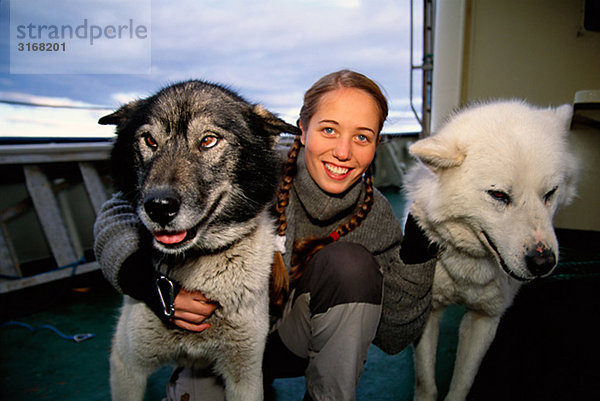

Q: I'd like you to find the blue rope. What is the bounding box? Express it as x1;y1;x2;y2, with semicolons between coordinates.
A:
0;256;87;280
1;320;94;342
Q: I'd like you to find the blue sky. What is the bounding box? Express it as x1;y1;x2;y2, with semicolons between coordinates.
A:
0;0;423;137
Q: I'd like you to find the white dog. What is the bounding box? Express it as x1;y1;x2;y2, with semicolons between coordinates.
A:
405;100;579;401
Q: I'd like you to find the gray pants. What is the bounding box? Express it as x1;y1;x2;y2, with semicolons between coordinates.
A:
166;242;383;401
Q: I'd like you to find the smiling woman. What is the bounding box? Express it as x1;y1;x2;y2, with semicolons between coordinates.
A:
300;86;381;195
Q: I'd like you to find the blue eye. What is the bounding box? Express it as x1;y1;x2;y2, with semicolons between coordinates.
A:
323;127;335;135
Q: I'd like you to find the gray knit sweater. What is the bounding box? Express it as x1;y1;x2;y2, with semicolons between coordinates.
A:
93;148;434;355
284;149;434;354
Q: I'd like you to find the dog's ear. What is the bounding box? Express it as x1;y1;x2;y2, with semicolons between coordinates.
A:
549;104;579;206
100;100;145;198
552;104;573;129
252;104;301;141
99;100;143;126
409;136;466;171
549;104;573;135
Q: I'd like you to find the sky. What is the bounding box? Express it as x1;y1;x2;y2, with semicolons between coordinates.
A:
0;0;424;138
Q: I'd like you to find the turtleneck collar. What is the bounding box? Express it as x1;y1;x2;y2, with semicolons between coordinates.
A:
292;147;365;222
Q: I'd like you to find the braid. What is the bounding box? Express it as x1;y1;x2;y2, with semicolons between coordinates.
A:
289;163;376;282
270;135;302;311
275;135;303;235
335;163;375;237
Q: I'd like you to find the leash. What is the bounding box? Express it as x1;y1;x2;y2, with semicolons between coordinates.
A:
1;320;95;342
0;256;87;280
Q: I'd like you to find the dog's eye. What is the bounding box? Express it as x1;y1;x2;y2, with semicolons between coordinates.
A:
142;132;158;150
200;135;218;149
487;190;511;205
544;186;558;205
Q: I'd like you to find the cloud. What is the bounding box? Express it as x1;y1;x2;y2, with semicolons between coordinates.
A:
145;0;418;128
0;104;114;138
148;0;411;84
1;0;423;137
9;0;151;74
0;91;114;138
0;91;102;108
110;92;145;105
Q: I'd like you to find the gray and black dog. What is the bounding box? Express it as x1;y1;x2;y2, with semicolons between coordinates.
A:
99;80;299;401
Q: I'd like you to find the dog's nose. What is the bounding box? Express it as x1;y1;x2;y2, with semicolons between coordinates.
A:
525;243;556;277
144;192;181;227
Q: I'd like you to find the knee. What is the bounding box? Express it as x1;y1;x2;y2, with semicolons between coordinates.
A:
318;242;379;284
299;241;382;315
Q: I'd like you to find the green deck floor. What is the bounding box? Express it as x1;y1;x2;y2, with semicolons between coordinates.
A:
0;273;440;400
1;188;599;400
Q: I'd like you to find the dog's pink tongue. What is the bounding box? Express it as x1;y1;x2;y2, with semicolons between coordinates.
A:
154;230;187;244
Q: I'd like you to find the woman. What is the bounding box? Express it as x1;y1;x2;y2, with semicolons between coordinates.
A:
94;70;436;401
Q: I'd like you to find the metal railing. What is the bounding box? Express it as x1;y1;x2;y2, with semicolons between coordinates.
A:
0;140;113;293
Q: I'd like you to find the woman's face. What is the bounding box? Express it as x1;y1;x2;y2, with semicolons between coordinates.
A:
300;87;379;195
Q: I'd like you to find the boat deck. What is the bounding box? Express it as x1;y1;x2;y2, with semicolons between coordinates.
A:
1;189;599;400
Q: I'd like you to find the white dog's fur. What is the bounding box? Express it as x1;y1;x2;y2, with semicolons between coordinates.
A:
405;100;578;401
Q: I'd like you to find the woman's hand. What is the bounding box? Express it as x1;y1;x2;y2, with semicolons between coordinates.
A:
171;288;219;332
400;213;439;264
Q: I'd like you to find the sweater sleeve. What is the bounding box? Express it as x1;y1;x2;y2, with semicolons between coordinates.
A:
373;253;435;355
93;193;143;293
93;193;180;323
372;214;437;355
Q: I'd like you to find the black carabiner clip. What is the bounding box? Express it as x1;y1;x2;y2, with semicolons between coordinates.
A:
156;274;175;318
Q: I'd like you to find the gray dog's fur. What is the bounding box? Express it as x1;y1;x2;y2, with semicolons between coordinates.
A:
99;80;299;401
